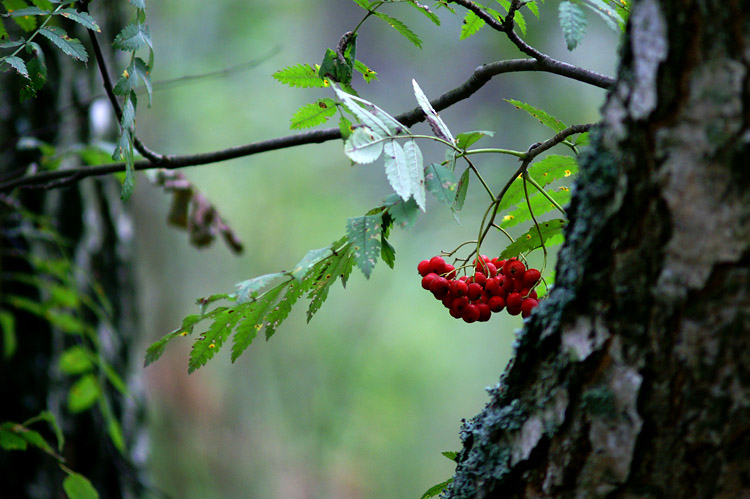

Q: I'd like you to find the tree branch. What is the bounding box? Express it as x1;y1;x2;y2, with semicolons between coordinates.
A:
1;58;611;192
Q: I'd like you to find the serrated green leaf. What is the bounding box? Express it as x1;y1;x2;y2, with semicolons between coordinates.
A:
272;63;328;88
403;139;426;210
63;473;99;499
496;1;526;35
505;99;567;132
235;271;286;303
113;22;150;51
0;39;25;49
500;186;571;228
133;57;151;106
6;6;46;16
347;215;382;278
290;98;337;129
67;373;101;413
412;79;454;143
581;0;623;32
263;278;310;340
559;0;587;51
424;162;457;205
420;478;454;499
57;8;100;31
460;10;484;39
306;245;355;321
526;0;539;18
499;219;568;259
334;86;407;137
292;247;332;280
344;126;385;164
527;155;578;184
231;283;288;362
455;130;494;149
385;194;420;229
371;11;422;48
350;0;372;9
384;140;411;202
381;235;396;269
453;168;470;211
1;310;16;359
20;42;46;100
112;60;136;96
339;115;353;140
188;302;250;373
144;317;201;367
38;26;86;61
406;0;441;25
1;55;28;78
3;0;37;31
354;59;377;83
59;346;94;374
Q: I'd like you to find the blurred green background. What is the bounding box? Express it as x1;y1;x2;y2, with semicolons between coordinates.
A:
130;2;619;497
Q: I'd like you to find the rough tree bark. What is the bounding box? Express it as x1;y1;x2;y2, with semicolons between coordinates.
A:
0;2;147;497
445;0;750;497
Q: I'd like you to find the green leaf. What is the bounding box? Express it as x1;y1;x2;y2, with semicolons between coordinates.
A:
290;98;337;129
0;310;16;359
405;0;441;25
0;426;28;450
6;6;46;16
347;215;382;278
460;10;484;39
420;478;453;499
499;219;568;259
504;98;567;132
344;126;385;164
292;247;332;280
57;8;100;31
101;362;127;395
26;410;63;452
272;63;328;88
403;139;426;210
3;0;37;31
574;131;589;146
38;26;87;61
453;168;470;211
144;323;196;367
455;130;494;149
133;57;152;106
371;11;422;48
59;346;94;374
424;162;457;206
46;310;85;334
20;43;47;100
263;278;309;340
441;450;458;461
339;115;353;140
384;140;412;203
500;185;571;228
188;303;248;373
526;0;540;18
559;0;587;51
581;0;623;32
230;284;287;362
496;1;526;35
67;373;101;413
112;61;136;96
353;59;377;83
1;54;27;78
306;244;355;321
318;47;352;84
334;86;407;137
63;473;99;499
385;194;420;229
412;79;454;143
113;22;150;51
235;272;286;303
381;235;396;269
527;154;578;185
107;417;125;452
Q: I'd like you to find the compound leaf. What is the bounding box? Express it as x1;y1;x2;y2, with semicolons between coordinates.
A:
112;22;150;52
290;98;337;129
57;8;100;32
460;10;484;39
307;243;355;321
235;272;286;303
559;0;587;51
187;305;247;373
230;284;287;362
371;11;422;48
273;63;328;88
38;26;87;61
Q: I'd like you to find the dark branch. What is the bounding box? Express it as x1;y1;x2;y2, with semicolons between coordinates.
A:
1;59;611;192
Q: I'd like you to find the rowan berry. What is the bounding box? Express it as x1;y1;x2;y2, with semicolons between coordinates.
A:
477;303;492;322
467;282;483;301
451;280;468;297
429;276;451;299
429;256;446;274
506;292;523;309
443;264;457;280
522;268;541;288
462;304;480;323
521;298;539;318
488;295;505;312
421;273;438;290
417;260;431;277
474;272;487;286
503;259;526;279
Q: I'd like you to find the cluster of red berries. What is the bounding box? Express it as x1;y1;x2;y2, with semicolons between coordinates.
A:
418;255;541;323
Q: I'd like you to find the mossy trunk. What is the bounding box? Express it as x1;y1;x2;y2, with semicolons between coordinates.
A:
0;2;147;497
446;0;750;496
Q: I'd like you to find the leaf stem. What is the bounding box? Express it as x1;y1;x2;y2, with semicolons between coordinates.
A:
524;172;566;215
462;147;526;158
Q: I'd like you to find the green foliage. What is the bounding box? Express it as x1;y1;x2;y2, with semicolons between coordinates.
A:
558;0;587;51
455;130;494;150
420;478;454;498
290;98;337;129
499;218;567;259
63;473;99;499
38;25;86;60
347;214;383;278
453;167;470;211
371;11;422;48
460;10;484;40
424;162;458;206
273;63;328;88
505;98;567;132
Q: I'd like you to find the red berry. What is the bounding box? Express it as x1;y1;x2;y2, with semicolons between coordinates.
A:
421;273;438;290
451;280;468;297
488;295;505;312
484;262;498;278
462;304;480;323
442;292;455;309
477;303;492;322
429;276;451;299
467;283;483;301
522;268;541;288
474;272;487;286
521;298;539;318
444;264;457;280
449;307;464;319
417;260;431;277
499;275;515;292
507;305;522;316
518;289;537;300
506;292;523;309
503;259;526;279
429;256;446;275
485;277;500;295
491;258;505;269
451;296;469;313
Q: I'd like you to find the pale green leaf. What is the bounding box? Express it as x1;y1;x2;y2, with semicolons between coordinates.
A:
292;247;332;281
424;162;457;206
581;0;623;32
7;6;47;16
334;86;407;136
412;79;454;143
112;22;150;51
403;139;426;210
1;55;28;78
235;272;286;303
347;215;382;278
455;130;494;149
384;194;420;229
344;126;385;164
384;140;411;202
559;0;587;51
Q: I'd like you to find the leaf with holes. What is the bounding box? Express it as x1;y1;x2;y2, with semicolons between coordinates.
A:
346;215;382;278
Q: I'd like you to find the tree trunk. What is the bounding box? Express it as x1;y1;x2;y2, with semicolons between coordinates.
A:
446;0;750;497
1;2;147;497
